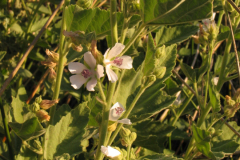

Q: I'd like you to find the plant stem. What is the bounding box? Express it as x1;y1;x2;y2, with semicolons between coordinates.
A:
120;0;130;44
97;81;107;103
217;11;224;28
0;98;14;160
95;1;118;159
171;94;194;126
108;86;146;145
127;144;132;160
119;23;146;56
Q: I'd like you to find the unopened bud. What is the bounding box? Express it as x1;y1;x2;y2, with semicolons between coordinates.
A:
41;59;56;68
143;75;156;88
154;66;166;79
30;102;40;112
36;110;50;122
48;68;57;83
72;43;83;52
120;127;131;137
45;49;59;63
209;127;215;135
224;102;239;118
33;139;42;150
35;96;42;104
225;95;235;106
129;132;137;143
155;46;165;58
108;122;117;132
40;99;59;110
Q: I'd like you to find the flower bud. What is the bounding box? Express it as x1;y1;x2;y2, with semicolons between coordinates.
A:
40;99;59;110
45;49;59;63
153;66;166;79
48;68;57;83
120;127;131;137
224;103;239;118
35;96;42;104
129;132;137;143
208;127;215;135
155;46;165;58
33;139;42;151
142;75;156;88
225;95;235;106
72;43;83;52
36;110;50;122
76;0;93;9
30;102;40;112
108;122;117;132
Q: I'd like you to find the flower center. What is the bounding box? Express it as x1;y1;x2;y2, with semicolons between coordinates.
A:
115;107;124;115
81;69;91;78
113;57;123;66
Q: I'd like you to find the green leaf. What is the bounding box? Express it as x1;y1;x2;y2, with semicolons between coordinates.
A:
53;104;71;125
65;5;141;39
28;51;46;62
138;153;183;160
130;90;176;123
180;60;208;83
155;25;199;47
178;48;195;56
10;22;23;34
192;124;216;160
131;120;175;137
0;141;9;160
140;0;213;25
18;68;32;78
15;145;38;160
9;117;45;141
164;78;180;95
208;74;221;113
142;34;156;76
30;16;49;32
17;86;28;101
212;140;239;154
0;51;6;61
44;102;91;159
66;46;88;63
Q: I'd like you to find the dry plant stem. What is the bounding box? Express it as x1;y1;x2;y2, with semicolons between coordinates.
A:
227;0;240;14
97;0;107;8
91;0;97;8
0;0;64;98
227;13;240;82
26;69;50;104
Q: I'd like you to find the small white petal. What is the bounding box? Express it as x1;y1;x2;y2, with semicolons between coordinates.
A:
109;102;125;121
101;146;121;158
86;78;97;91
112;56;133;69
68;62;87;74
103;48;110;60
96;64;104;79
69;75;88;89
211;12;216;21
84;51;96;69
106;66;118;82
117;118;132;125
213;77;219;86
107;43;125;60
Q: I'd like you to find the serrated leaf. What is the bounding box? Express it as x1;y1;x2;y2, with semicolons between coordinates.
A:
192;124;216;160
44;102;90;159
140;0;213;25
155;25;199;46
9;117;45;141
65;5;141;39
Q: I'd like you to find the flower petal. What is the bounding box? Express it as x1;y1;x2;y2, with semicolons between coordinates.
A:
109;102;125;121
107;43;125;60
117;118;132;125
211;12;216;21
112;55;133;69
86;77;97;91
106;66;118;82
96;64;104;79
69;74;88;89
84;51;96;69
103;48;110;60
68;62;87;74
101;146;121;158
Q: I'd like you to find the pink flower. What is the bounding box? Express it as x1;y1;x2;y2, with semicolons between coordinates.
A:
68;52;104;91
109;102;132;125
104;43;133;82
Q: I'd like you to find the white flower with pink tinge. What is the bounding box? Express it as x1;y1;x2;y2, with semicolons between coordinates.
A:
109;102;132;124
202;12;216;31
68;52;104;91
104;43;133;82
101;146;121;159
